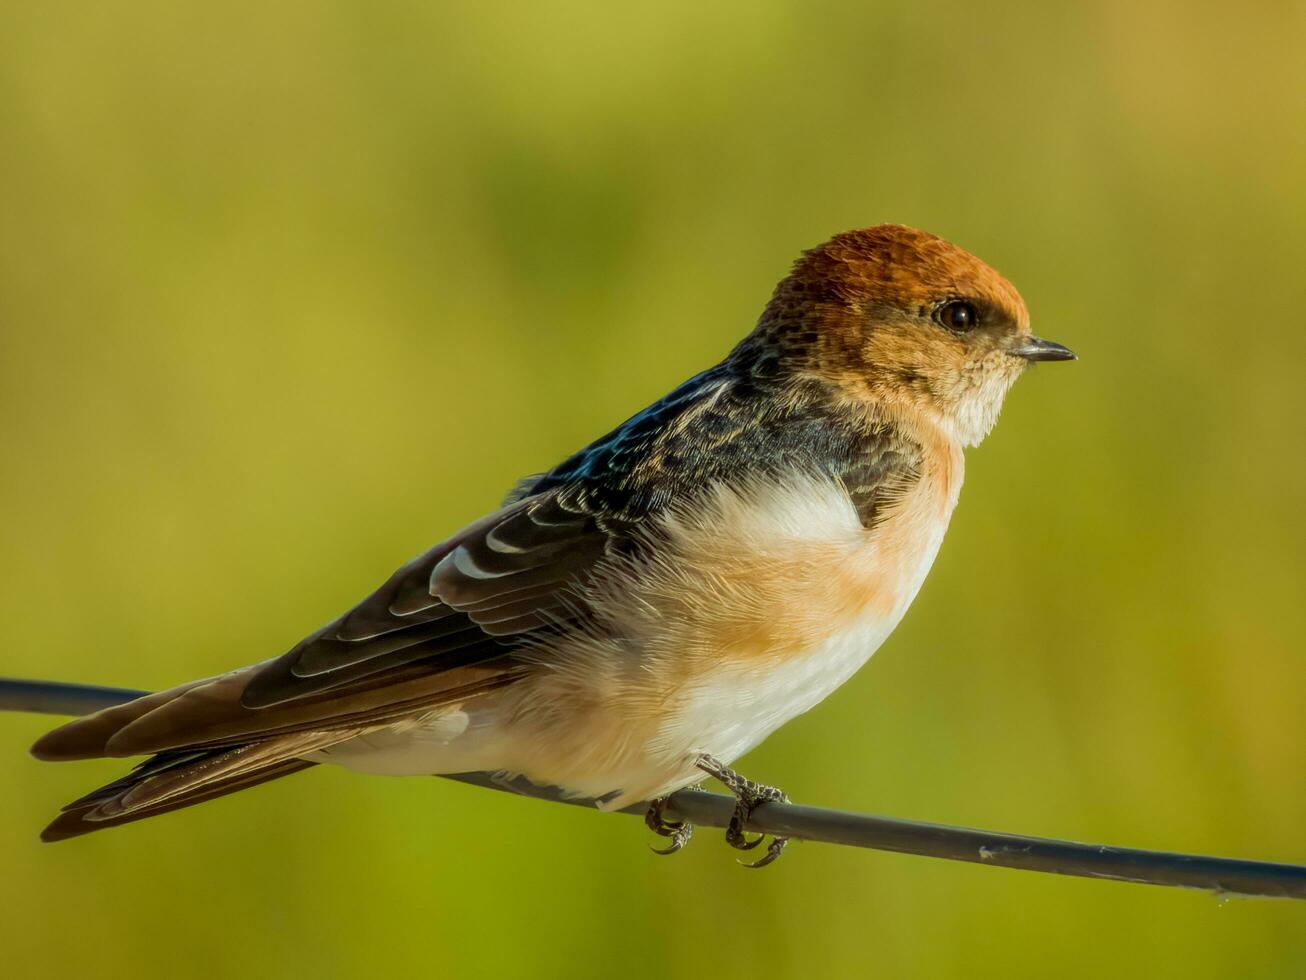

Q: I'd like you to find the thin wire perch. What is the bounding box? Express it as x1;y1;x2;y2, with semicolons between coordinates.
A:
4;676;1304;900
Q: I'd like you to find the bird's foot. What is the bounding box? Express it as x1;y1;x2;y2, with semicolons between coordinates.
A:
695;754;790;868
645;795;694;855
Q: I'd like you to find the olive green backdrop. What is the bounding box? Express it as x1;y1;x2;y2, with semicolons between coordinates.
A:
3;2;1305;977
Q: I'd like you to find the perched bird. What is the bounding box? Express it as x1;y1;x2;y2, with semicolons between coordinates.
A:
32;224;1073;862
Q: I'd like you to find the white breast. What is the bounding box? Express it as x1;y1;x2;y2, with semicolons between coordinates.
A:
638;467;953;772
655;610;902;767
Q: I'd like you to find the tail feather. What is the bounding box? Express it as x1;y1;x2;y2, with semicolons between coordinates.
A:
42;755;317;842
30;664;519;841
39;718;364;842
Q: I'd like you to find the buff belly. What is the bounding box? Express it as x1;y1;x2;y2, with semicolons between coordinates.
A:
312;464;956;807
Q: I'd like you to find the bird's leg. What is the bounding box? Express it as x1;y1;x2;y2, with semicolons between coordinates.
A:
695;754;790;868
645;795;694;855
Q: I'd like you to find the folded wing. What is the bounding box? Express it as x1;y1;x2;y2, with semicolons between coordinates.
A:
31;490;617;839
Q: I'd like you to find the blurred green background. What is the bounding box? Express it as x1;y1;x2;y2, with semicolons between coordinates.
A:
3;1;1305;977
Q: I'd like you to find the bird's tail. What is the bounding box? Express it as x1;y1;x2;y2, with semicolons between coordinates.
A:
31;677;360;842
41;747;319;842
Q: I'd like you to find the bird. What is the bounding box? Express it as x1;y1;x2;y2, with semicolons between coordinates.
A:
30;224;1074;863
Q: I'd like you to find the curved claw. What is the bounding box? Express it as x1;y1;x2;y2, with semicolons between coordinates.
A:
650;822;694;855
740;836;789;869
645;797;694;856
727;829;766;851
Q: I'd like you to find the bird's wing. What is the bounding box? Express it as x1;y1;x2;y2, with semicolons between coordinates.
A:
32;490;615;762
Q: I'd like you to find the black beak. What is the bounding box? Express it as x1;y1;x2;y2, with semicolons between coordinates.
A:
1011;336;1077;362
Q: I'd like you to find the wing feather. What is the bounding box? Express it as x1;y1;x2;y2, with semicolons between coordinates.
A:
34;489;615;766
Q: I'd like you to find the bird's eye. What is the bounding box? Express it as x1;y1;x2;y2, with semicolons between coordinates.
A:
937;300;979;332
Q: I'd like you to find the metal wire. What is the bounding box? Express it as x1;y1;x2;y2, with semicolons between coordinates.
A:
5;676;1305;899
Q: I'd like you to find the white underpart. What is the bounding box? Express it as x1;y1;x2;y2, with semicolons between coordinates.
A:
314;461;960;807
650;605;899;768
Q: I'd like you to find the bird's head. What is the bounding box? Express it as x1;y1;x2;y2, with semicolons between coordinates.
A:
739;224;1074;447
